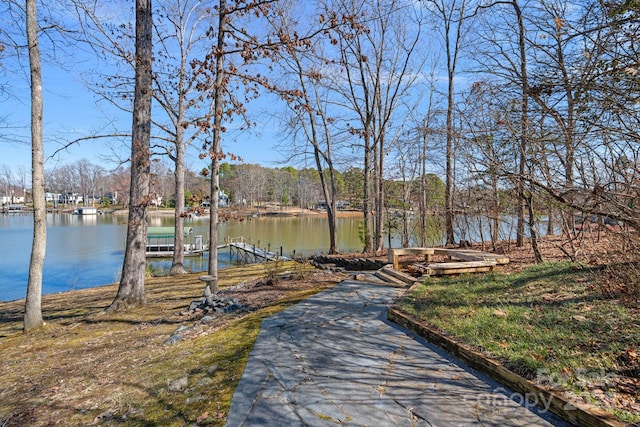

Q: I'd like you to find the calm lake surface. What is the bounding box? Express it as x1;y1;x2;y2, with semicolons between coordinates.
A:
0;213;365;302
0;211;536;302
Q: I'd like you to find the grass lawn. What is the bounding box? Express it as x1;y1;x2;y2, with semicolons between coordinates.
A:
394;261;640;425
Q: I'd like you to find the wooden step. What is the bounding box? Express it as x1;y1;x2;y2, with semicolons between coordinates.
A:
388;248;435;269
389;247;510;270
378;266;420;285
444;249;510;265
375;268;416;287
426;260;497;276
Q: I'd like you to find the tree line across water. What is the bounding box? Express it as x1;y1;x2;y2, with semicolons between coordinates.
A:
2;161;445;214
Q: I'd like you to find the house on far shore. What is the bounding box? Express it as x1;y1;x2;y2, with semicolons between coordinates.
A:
201;190;230;208
1;187;27;205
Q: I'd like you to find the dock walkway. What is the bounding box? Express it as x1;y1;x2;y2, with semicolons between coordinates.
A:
227;237;290;264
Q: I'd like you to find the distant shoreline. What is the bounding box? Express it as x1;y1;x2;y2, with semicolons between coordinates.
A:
109;207;365;219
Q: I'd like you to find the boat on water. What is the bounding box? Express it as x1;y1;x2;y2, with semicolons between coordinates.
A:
146;226;207;258
74;207;101;215
1;204;29;214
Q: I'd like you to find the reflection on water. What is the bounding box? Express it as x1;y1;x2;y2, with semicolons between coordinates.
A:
0;213;365;302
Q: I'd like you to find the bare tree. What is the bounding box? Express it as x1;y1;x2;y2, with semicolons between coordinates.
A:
24;0;45;331
412;64;445;247
108;0;153;311
522;1;604;241
267;0;341;253
387;136;421;248
151;0;217;275
505;0;541;258
77;159;104;206
193;0;280;293
199;0;227;293
74;0;217;275
474;0;541;260
0;165;15;205
426;0;473;245
327;0;423;252
459;80;515;248
522;2;640;252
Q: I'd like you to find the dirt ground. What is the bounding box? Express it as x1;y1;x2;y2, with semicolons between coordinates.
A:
200;269;347;314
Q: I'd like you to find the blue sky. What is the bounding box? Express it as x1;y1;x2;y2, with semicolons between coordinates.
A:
2;59;286;175
1;3;352;178
1;0;436;178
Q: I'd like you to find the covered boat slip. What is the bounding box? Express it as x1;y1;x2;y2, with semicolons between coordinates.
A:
146;226;207;258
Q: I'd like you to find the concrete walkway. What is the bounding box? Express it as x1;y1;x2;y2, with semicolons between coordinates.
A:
225;274;571;426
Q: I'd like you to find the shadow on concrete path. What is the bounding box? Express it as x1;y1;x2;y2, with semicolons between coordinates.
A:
226;275;573;426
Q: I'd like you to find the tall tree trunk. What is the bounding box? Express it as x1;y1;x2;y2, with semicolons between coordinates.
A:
514;0;527;248
401;177;411;247
24;0;45;332
170;43;190;275
525;191;543;262
207;154;220;293
445;83;455;245
326;187;338;254
205;0;228;294
169;31;194;276
420;126;429;246
438;0;468;246
322;141;339;255
362;140;373;252
108;0;153;311
314;150;338;254
557;19;576;234
491;173;500;248
294;47;338;254
170;124;187;275
374;137;385;253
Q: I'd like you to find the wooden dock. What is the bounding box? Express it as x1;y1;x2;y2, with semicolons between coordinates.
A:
145;245;208;258
226;237;290;264
1;204;29;214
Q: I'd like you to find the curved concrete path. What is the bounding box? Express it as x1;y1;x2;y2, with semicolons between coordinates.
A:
226;274;572;426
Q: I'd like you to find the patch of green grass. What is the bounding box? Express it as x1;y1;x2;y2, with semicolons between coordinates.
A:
394;261;640;423
106;311;264;426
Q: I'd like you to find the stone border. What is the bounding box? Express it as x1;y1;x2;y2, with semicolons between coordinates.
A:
387;306;629;427
309;255;388;271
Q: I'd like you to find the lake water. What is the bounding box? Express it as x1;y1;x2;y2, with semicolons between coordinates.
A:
0;211;539;302
0;213;365;302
